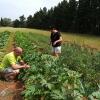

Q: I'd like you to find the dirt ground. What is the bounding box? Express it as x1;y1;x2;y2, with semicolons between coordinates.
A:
0;80;24;100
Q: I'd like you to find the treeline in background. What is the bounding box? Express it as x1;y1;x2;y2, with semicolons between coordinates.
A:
0;0;100;35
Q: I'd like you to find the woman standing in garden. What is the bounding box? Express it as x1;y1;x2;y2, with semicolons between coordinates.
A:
50;27;62;57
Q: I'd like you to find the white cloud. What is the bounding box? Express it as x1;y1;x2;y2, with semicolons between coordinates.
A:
0;0;63;20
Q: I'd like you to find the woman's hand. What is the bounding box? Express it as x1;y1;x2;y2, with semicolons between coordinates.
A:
53;41;57;46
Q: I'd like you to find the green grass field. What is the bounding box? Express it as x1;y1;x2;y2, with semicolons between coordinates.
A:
0;27;100;50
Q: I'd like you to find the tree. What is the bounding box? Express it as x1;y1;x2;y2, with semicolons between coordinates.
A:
26;15;34;28
32;7;48;29
13;19;20;27
0;18;3;26
90;0;100;35
76;0;91;33
0;17;12;26
19;15;26;27
10;0;100;35
68;0;78;32
46;7;54;28
52;0;69;31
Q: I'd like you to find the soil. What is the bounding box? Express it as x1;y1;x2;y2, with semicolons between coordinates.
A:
0;80;24;100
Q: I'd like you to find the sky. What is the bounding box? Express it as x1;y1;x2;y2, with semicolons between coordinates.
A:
0;0;64;20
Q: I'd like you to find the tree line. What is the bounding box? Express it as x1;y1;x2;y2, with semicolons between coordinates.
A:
0;0;100;35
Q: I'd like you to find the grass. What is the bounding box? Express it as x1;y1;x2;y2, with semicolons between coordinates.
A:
0;27;100;50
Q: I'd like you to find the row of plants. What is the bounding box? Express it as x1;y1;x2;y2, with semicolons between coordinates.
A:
14;32;100;100
61;43;100;99
0;31;10;49
0;31;11;62
15;31;50;54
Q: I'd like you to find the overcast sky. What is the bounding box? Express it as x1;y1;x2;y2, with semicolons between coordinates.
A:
0;0;64;20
